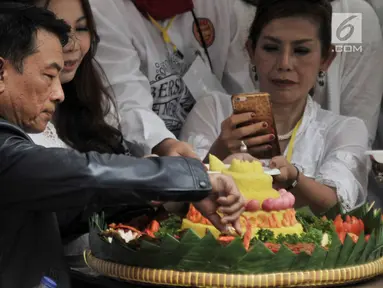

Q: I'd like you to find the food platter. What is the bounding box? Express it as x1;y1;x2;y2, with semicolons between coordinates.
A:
86;156;383;287
86;203;383;287
84;250;383;287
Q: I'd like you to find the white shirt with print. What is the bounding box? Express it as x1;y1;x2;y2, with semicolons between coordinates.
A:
90;0;255;155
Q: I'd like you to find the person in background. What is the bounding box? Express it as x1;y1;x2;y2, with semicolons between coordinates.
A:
235;0;383;148
180;0;369;214
89;0;256;158
14;0;127;155
12;1;245;286
11;2;137;286
0;3;246;287
362;0;383;207
368;0;383;28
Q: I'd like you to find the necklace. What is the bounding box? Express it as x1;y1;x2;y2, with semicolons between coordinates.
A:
278;129;294;141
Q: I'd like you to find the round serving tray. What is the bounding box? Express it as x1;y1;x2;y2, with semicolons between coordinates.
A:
84;250;383;287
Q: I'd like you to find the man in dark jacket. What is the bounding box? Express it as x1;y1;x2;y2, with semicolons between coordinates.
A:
0;3;245;287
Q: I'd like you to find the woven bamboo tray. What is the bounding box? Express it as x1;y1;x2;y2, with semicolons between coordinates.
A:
84;250;383;287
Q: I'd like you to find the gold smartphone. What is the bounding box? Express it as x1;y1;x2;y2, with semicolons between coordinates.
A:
231;92;281;159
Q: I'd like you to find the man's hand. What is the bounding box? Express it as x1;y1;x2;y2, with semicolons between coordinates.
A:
152;138;198;159
193;174;246;235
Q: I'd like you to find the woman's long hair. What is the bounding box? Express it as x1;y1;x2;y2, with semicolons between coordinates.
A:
57;0;125;154
22;0;126;154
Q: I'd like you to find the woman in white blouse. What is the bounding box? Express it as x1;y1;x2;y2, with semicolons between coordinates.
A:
234;0;383;148
180;0;369;213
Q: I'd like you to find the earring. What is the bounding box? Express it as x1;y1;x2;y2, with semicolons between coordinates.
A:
318;70;326;86
252;65;258;81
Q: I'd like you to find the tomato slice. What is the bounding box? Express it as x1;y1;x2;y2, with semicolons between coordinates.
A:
349;221;360;235
343;222;352;233
334;215;343;224
334;215;344;233
333;215;366;237
338;231;346;244
348;233;359;243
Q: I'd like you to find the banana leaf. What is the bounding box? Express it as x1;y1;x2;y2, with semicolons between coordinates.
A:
140;239;161;253
358;230;376;264
208;238;247;273
375;225;383;248
346;231;366;265
323;230;342;269
306;245;327;270
348;203;372;219
290;252;311;271
323;202;375;222
89;225;139;266
170;229;202;269
177;231;221;271
323;202;344;220
89;211;107;231
233;240;275;274
367;245;383;262
367;227;383;261
363;208;382;234
266;244;296;273
137;229;201;268
296;206;316;217
135;240;162;267
155;234;181;268
335;234;355;267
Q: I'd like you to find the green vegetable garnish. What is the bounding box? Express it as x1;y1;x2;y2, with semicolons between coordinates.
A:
300;228;323;246
256;229;275;242
154;216;182;238
296;211;334;234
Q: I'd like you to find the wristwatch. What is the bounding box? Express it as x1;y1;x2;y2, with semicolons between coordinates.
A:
286;164;302;190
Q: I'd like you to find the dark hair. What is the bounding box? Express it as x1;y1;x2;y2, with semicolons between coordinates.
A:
16;0;126;154
0;2;70;72
247;0;333;58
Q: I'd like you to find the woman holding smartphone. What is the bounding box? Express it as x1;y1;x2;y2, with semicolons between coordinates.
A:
180;0;369;214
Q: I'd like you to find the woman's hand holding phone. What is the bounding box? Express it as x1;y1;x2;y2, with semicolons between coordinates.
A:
209;112;275;160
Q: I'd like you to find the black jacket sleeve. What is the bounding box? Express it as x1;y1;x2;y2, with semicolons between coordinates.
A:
0;121;211;211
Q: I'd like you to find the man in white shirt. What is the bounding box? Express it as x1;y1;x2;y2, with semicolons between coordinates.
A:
368;0;383;27
90;0;255;157
364;0;383;207
366;0;383;153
